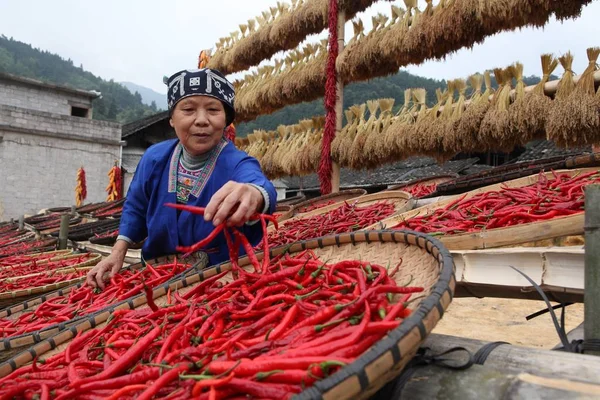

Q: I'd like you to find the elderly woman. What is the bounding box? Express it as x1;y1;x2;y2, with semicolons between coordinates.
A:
87;68;276;288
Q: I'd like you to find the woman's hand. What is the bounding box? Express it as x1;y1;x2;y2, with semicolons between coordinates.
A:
86;241;129;289
204;182;265;227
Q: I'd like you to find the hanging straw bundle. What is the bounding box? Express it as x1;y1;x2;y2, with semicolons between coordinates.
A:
547;48;600;147
424;82;456;161
550;0;593;21
479;67;514;152
338;104;366;168
515;54;559;143
410;87;447;158
308;117;326;175
454;72;493;153
349;100;380;169
442;79;468;156
331;109;355;163
545;52;577;148
395;89;427;159
365;98;396;167
261;129;283;177
503;62;528;147
383;89;412;155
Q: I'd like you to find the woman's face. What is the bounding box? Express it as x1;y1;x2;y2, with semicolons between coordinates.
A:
170;96;227;156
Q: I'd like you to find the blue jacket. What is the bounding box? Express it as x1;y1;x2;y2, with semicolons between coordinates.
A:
119;139;277;265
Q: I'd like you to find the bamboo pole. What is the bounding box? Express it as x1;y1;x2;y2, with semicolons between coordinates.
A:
584;185;600;356
331;8;345;194
58;215;70;250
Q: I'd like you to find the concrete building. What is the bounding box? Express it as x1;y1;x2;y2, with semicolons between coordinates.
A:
0;72;122;220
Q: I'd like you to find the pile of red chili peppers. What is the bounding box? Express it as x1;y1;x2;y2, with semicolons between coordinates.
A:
404;183;437;199
269;201;396;248
94;207;123;218
296;200;337;214
0;205;423;399
0;271;88;293
393;171;599;235
0;260;190;339
0;251;67;268
0;239;52;257
0;253;95;280
93;229;119;240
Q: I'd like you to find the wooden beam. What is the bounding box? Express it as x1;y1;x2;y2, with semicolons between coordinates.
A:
331;8;345;194
584;185;600;356
422;333;600;384
395;364;600;399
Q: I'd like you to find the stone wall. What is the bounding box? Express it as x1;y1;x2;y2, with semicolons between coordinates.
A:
0;105;121;220
0;78;94;117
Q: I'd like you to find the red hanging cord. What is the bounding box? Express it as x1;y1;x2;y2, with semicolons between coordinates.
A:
318;0;338;195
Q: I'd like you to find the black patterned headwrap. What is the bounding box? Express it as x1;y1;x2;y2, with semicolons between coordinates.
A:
164;68;235;126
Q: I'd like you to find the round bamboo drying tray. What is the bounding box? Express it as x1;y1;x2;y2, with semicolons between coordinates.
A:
373;168;598;250
0;254;197;363
387;174;458;193
270;191;414;233
0;253;101;280
278;193;307;206
0;232;35;247
0;250;72;267
0;268;93;309
274;207;295;223
293;189;368;215
0;230;454;400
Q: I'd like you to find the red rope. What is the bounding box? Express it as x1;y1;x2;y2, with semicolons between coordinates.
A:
319;0;338;195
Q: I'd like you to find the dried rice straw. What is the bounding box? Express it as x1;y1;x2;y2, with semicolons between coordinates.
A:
365;98;396;167
349;100;380;169
383;89;412;153
442;79;467;156
409;87;446;157
331;109;355;163
455;71;493;153
339;104;366;167
396;89;427;159
426;81;457;161
480;67;514;152
517;54;559;143
547;48;600;147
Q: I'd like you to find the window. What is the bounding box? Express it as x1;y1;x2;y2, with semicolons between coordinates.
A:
71;106;89;118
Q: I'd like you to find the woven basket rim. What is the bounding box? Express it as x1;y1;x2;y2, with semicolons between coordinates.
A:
376;168;597;229
0;254;209;354
273;191;413;232
292;189;368;214
0;231;454;393
387;174;458;191
2;254;100;281
0;276;88;300
0;250;74;271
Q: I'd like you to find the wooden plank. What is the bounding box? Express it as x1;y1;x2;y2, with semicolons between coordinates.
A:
584;185;600;355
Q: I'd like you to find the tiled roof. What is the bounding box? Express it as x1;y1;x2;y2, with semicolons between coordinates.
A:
282;157;479;190
514;140;591;163
122;111;169;138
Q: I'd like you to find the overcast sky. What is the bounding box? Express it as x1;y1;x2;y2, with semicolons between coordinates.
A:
1;0;599;95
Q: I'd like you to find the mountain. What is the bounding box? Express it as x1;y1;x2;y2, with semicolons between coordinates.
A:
120;81;167;110
0;35;157;124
